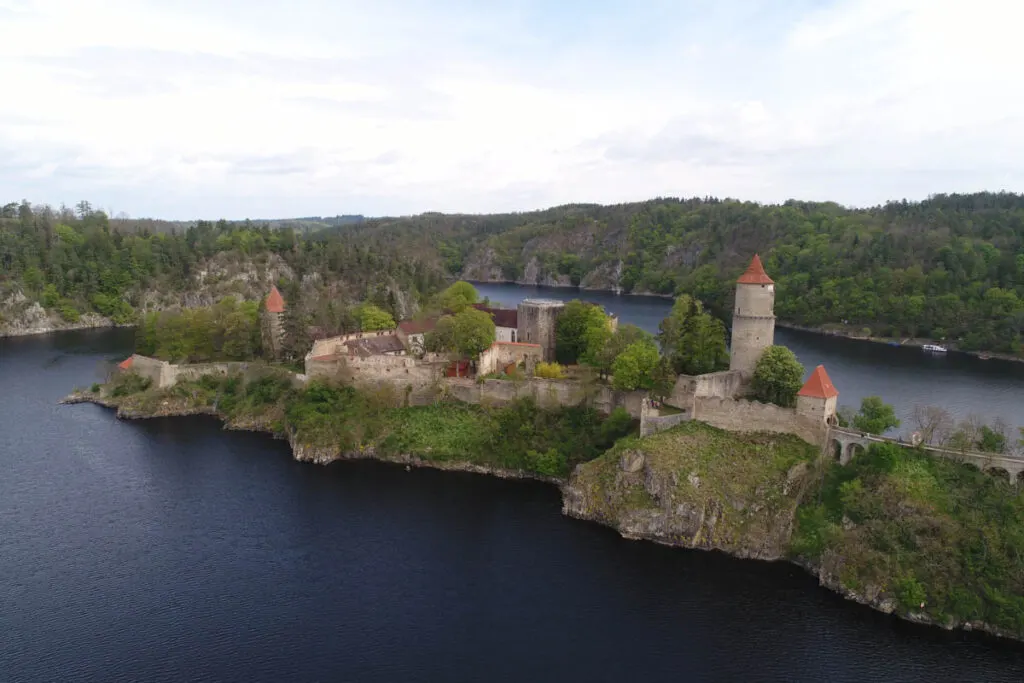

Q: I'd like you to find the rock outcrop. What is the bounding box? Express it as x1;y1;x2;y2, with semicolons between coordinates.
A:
562;422;819;561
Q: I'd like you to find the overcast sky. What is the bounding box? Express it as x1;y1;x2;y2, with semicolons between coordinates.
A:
1;0;1022;219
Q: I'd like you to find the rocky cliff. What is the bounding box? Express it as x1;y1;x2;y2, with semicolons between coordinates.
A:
1;251;420;338
562;421;819;560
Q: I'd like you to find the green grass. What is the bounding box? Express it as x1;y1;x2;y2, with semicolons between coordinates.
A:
571;421;819;550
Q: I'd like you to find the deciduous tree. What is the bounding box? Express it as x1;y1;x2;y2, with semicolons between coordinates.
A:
750;345;804;407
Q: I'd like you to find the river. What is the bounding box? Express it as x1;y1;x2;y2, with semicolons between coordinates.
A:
3;331;1024;681
474;282;1024;433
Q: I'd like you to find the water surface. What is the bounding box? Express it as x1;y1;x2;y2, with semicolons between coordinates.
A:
2;330;1024;682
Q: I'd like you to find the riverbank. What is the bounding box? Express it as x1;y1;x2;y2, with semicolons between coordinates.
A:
61;376;1024;646
776;322;1024;364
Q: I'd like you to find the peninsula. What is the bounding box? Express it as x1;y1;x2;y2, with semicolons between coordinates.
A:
65;258;1024;644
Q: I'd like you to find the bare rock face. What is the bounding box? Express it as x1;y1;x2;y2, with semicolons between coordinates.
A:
563;425;819;561
461;247;506;282
619;450;645;473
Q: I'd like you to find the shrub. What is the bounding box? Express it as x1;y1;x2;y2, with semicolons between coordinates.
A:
534;362;566;379
110;372;152;397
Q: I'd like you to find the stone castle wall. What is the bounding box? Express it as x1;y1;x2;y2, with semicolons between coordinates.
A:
122;355;256;389
667;369;746;412
444;377;645;418
694;396;827;446
478;342;542;376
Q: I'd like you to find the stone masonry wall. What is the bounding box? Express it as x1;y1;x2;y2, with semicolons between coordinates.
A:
694;396;827;446
729;282;775;378
444;377;645;418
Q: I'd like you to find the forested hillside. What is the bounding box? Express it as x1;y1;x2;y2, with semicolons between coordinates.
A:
4;192;1024;355
339;192;1024;355
0;200;444;338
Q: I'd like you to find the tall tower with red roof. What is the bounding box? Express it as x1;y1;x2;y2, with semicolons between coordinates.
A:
261;285;287;359
729;254;776;377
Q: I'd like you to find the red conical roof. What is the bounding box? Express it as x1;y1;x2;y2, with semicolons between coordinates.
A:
118;356;134;370
798;365;838;399
737;254;774;285
265;285;286;313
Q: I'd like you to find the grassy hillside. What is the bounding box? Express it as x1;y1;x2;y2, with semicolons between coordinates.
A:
563;421;820;559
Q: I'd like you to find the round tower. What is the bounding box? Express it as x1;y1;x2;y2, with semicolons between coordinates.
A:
729;254;775;377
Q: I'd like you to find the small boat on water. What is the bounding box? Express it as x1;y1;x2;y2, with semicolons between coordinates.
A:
979;352;992;360
922;344;948;353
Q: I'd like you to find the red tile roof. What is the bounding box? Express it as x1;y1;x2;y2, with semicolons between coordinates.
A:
798;365;839;399
118;356;134;370
737;254;774;285
472;304;518;328
398;318;438;335
265;285;286;313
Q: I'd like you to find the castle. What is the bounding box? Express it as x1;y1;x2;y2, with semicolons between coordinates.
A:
118;256;840;448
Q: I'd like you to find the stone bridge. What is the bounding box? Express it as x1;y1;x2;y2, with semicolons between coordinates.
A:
828;427;1024;484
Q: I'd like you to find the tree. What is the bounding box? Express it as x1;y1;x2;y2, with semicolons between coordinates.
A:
587;323;651;378
611;339;660;391
424;315;456;353
358;303;396;331
750;345;804;407
658;294;729;375
910;405;955;445
450;307;496;359
426;308;496;359
437;281;479;313
977;425;1008;454
852;396;900;435
555;300;608;365
680;313;729;375
281;282;308;360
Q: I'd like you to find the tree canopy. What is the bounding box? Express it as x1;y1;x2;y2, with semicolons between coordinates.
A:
657;294;729;375
425;308;496;359
852;396;901;435
358;303;397;331
611;339;661;391
555;300;609;365
436;280;479;313
750;345;805;407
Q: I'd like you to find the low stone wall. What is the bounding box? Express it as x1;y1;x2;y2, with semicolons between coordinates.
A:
667;369;745;411
694;396;827;446
123;355;285;390
443;377;645;417
640;411;691;437
477;342;542;376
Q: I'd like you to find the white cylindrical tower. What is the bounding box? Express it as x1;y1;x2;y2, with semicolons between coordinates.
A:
729;254;775;377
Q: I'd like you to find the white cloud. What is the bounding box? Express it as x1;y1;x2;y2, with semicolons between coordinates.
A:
0;0;1022;218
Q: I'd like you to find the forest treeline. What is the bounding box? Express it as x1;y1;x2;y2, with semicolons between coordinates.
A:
0;200;447;335
4;192;1024;355
336;192;1024;355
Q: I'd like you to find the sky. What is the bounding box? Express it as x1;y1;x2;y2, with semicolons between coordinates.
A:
0;0;1022;220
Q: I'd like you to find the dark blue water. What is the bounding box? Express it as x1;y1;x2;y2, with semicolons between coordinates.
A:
475;282;1024;432
3;329;1024;682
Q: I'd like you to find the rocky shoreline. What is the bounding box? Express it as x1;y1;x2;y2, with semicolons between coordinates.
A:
59;392;563;486
59;390;1023;645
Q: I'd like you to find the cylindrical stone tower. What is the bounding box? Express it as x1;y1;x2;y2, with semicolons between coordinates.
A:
517;299;565;362
729;254;775;377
